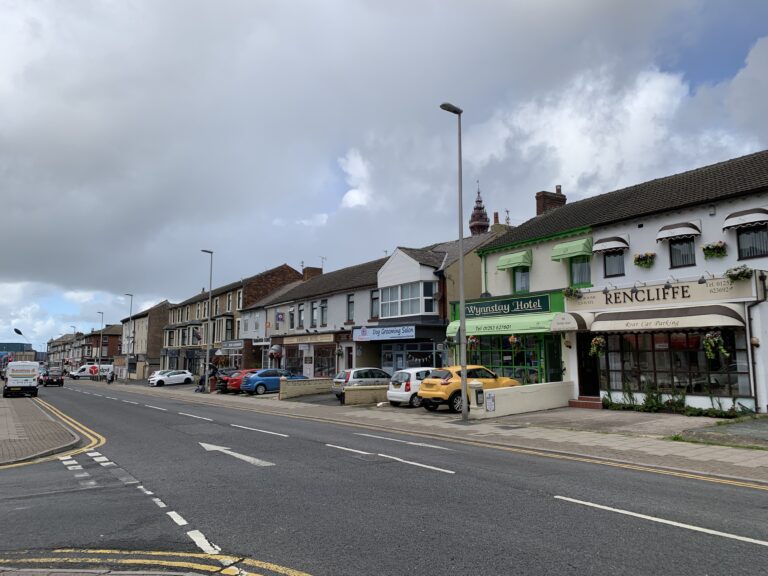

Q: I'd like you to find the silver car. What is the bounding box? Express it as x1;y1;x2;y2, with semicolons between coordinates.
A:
331;367;391;403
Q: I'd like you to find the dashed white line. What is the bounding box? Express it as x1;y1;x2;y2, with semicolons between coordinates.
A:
92;456;109;463
187;530;221;554
66;465;83;471
145;405;167;411
137;485;154;495
57;456;71;461
377;453;455;474
167;511;188;526
122;400;139;405
79;480;98;488
355;433;453;451
325;444;371;455
554;496;768;548
93;394;103;397
74;472;90;478
86;452;101;457
178;412;212;421
100;462;116;467
152;498;167;508
106;396;118;400
61;459;77;466
231;424;288;437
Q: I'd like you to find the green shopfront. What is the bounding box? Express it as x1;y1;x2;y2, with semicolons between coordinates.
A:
448;292;568;384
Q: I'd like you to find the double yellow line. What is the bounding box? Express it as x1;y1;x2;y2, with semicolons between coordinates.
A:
0;398;106;470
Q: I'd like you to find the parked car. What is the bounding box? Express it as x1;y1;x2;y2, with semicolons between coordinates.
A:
387;368;434;408
41;367;65;387
418;365;520;413
331;368;391;403
241;369;308;395
37;368;49;384
148;370;194;387
217;369;259;393
148;369;172;380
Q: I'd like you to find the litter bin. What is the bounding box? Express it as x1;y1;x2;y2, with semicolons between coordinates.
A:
468;380;484;408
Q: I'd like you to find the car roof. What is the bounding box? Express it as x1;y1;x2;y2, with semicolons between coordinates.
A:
393;368;434;374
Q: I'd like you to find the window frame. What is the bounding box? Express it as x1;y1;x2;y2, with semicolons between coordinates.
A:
569;255;592;287
603;250;625;278
669;237;696;269
512;266;530;294
370;290;380;319
737;224;768;260
320;299;328;326
346;294;355;322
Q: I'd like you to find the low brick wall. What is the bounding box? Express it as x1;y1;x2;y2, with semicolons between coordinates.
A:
279;378;333;400
343;385;388;405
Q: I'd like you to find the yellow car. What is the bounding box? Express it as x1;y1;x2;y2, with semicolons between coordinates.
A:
418;365;520;413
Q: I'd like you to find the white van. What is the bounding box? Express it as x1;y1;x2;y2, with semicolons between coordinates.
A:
3;361;39;398
70;364;113;380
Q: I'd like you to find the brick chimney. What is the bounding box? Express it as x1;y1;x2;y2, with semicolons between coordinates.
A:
302;266;323;281
535;184;566;215
493;211;499;225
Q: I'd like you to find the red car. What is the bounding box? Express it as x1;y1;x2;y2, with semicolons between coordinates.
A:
218;369;259;394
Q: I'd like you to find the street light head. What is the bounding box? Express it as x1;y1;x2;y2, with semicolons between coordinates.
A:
201;249;213;255
13;328;22;336
125;293;133;297
440;102;463;115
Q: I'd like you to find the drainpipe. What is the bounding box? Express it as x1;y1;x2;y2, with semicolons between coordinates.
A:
746;271;767;413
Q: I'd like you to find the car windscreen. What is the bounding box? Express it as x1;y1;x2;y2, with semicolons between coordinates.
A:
428;369;452;380
333;371;347;380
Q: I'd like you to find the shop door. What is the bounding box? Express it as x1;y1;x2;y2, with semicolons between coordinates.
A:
393;352;406;372
577;332;600;397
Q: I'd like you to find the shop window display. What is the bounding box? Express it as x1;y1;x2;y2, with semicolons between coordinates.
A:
467;334;552;383
599;329;750;397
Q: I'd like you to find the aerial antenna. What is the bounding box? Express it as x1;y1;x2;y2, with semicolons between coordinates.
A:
505;209;511;226
383;249;388;256
319;256;327;269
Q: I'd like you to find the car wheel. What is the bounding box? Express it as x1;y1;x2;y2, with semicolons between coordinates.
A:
448;392;464;413
72;376;79;380
184;378;191;384
156;380;164;387
389;400;400;407
423;401;438;411
31;390;38;397
255;384;266;395
409;394;422;408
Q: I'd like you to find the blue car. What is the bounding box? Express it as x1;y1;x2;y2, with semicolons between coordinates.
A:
241;369;308;395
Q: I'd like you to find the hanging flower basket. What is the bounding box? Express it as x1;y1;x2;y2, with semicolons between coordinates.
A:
268;351;282;360
725;265;753;281
508;335;518;346
703;331;730;360
702;241;727;259
562;287;583;299
467;335;480;348
335;348;344;357
633;253;656;268
589;336;606;357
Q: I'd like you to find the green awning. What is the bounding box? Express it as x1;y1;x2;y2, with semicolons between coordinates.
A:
551;237;593;261
447;313;559;337
496;250;532;270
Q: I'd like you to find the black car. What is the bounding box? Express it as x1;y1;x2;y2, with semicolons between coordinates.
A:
42;368;64;387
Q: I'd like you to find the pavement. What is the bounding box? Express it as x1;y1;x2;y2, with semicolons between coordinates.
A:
4;378;768;485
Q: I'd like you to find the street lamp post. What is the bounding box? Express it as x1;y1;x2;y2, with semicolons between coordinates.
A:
440;101;469;421
97;312;104;379
125;293;133;380
201;250;214;392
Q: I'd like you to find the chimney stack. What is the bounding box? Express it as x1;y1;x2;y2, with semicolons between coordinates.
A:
493;211;499;225
535;185;567;215
302;266;323;281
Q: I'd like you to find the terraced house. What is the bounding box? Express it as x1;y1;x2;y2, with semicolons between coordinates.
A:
160;264;301;374
471;150;768;413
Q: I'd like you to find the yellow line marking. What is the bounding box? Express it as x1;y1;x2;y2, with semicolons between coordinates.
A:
54;548;240;562
0;557;222;572
240;558;313;576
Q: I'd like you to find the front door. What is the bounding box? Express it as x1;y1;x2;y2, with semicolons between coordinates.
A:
576;332;600;397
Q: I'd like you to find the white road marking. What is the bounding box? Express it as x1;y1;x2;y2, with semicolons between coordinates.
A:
187;530;221;554
74;472;90;478
231;424;288;437
555;496;768;548
199;443;274;467
57;456;71;461
66;465;83;471
167;511;188;526
100;462;116;467
93;456;109;462
137;485;154;495
82;392;91;395
355;433;453;451
145;405;167;411
79;480;98;488
106;396;118;400
93;394;103;397
61;460;77;465
86;452;101;457
377;453;455;474
122;400;138;405
179;412;213;421
152;498;167;508
325;444;371;455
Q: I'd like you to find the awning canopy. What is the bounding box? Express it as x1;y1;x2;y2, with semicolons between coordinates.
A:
551;238;593;261
549;312;594;332
591;304;744;333
592;235;629;253
656;220;701;242
723;206;768;230
447;313;559;337
497;250;532;270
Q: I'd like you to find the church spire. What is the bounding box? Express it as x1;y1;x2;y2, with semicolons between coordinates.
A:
469;180;490;236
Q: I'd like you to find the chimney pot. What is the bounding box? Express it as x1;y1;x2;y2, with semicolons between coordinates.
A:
535;188;567;215
556;185;562;194
493;211;499;224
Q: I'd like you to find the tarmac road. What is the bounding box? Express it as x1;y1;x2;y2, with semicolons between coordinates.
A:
2;381;768;575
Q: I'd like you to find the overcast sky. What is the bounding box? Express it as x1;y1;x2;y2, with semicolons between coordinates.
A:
1;0;767;350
